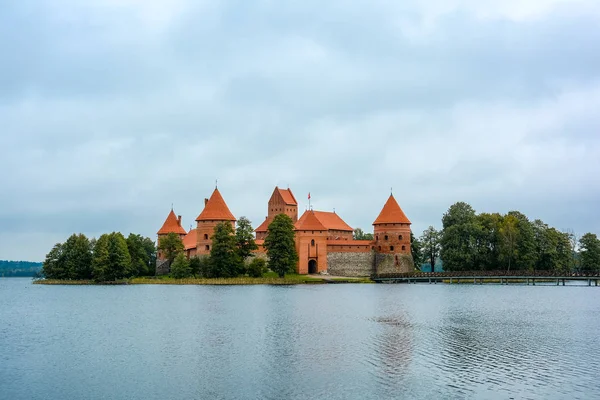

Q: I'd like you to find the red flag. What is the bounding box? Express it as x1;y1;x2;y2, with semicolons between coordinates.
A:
308;192;311;200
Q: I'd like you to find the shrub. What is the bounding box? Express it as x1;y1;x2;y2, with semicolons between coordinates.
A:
247;258;267;278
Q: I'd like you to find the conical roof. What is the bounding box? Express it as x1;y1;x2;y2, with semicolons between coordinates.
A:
195;188;236;221
157;209;187;235
295;210;327;231
373;195;411;225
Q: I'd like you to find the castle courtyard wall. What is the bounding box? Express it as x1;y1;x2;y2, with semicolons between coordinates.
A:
327;251;374;277
374;253;414;275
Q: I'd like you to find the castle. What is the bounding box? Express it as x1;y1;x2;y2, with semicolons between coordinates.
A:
156;187;414;276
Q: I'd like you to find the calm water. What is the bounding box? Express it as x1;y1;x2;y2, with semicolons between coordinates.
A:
1;278;600;400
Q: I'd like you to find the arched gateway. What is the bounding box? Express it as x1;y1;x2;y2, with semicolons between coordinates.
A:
308;259;317;274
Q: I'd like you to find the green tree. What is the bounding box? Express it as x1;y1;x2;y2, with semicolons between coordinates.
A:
499;214;518;271
62;233;93;280
264;214;298;277
421;226;441;272
210;222;243;278
93;232;132;281
410;231;423;268
189;256;202;277
236;216;258;260
92;234;110;281
353;228;374;241
507;211;536;271
158;232;184;265
126;234;157;276
440;202;478;271
171;252;191;278
247;257;267;278
42;243;66;279
475;213;502;271
579;233;600;274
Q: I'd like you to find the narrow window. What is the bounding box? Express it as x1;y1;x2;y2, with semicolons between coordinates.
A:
399;235;403;240
378;246;382;251
311;239;315;246
390;246;394;251
205;245;210;251
384;235;388;241
376;235;379;241
402;245;406;251
204;234;209;240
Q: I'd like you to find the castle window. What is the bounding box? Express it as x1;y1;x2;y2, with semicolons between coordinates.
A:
204;234;209;240
390;246;394;251
376;235;379;241
402;245;406;251
399;235;403;240
378;246;382;251
311;239;315;246
371;246;375;250
384;235;388;241
205;245;210;251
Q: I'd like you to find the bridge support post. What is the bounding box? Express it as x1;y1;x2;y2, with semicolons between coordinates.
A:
429;278;431;284
562;279;565;286
595;280;598;287
449;278;452;284
473;277;476;284
532;278;535;286
588;279;591;287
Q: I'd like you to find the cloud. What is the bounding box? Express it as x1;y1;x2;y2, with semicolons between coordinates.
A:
1;0;599;260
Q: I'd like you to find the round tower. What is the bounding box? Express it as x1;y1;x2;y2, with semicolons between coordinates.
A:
372;194;411;255
195;188;236;255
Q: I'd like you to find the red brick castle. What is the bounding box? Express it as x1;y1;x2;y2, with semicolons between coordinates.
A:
156;186;414;276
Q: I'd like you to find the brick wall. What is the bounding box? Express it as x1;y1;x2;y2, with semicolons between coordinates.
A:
374;253;414;275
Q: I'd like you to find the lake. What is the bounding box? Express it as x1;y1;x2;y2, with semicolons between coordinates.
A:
1;278;599;399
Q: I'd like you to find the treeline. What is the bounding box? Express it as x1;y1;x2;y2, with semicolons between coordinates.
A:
160;215;298;279
412;202;600;274
42;233;156;281
0;260;43;277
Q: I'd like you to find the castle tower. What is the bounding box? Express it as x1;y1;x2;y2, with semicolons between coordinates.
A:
372;194;411;255
195;188;236;256
295;210;328;274
156;209;187;260
255;186;298;240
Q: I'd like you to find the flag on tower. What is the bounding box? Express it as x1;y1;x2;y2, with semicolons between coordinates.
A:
308;192;311;200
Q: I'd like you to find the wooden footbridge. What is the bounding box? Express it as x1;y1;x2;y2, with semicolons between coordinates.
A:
372;271;600;286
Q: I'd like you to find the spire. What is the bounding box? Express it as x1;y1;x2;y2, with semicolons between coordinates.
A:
373;194;411;225
196;188;236;221
157;209;187;235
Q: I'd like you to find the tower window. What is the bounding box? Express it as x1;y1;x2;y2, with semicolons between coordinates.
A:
205;245;210;251
384;235;388;241
390;246;394;251
399;235;403;240
402;245;406;251
204;234;209;240
376;235;379;241
378;246;382;251
311;239;315;246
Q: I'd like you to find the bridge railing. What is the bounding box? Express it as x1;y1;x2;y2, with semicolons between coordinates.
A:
373;270;600;279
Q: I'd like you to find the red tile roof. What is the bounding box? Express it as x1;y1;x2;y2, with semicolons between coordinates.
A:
182;229;197;250
195;188;236;221
295;210;327;231
255;218;270;233
373;195;411;225
277;187;297;206
312;211;353;231
157;210;187;235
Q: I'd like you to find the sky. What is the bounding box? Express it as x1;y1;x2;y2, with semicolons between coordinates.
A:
1;0;599;261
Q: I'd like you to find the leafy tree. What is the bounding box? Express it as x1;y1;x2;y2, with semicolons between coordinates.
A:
247;257;267;278
171;252;191;278
93;232;132;281
421;226;441;272
410;231;423;267
507;211;536;271
63;234;93;280
579;233;600;274
475;213;502;271
354;228;374;241
210;222;243;278
127;234;157;276
42;243;66;279
158;232;184;265
499;214;519;271
440;202;478;271
236;216;258;260
264;214;298;277
189;256;202;277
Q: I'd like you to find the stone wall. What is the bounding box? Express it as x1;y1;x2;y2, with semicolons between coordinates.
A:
156;259;170;276
374;253;414;275
327;252;374;277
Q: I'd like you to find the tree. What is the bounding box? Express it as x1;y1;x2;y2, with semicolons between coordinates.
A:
62;233;93;280
579;233;600;274
171;252;191;278
264;214;298;277
507;211;536;271
126;234;157;277
92;234;110;281
475;213;502;271
410;231;423;268
353;228;374;241
236;216;258;260
42;243;66;279
93;232;132;281
421;226;441;272
499;214;518;272
189;256;202;277
247;258;267;278
440;202;478;271
158;233;184;265
210;222;243;278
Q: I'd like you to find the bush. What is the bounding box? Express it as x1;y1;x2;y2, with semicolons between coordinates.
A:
247;258;267;278
171;253;191;279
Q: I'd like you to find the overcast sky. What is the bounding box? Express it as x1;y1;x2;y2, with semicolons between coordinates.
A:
2;0;599;261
